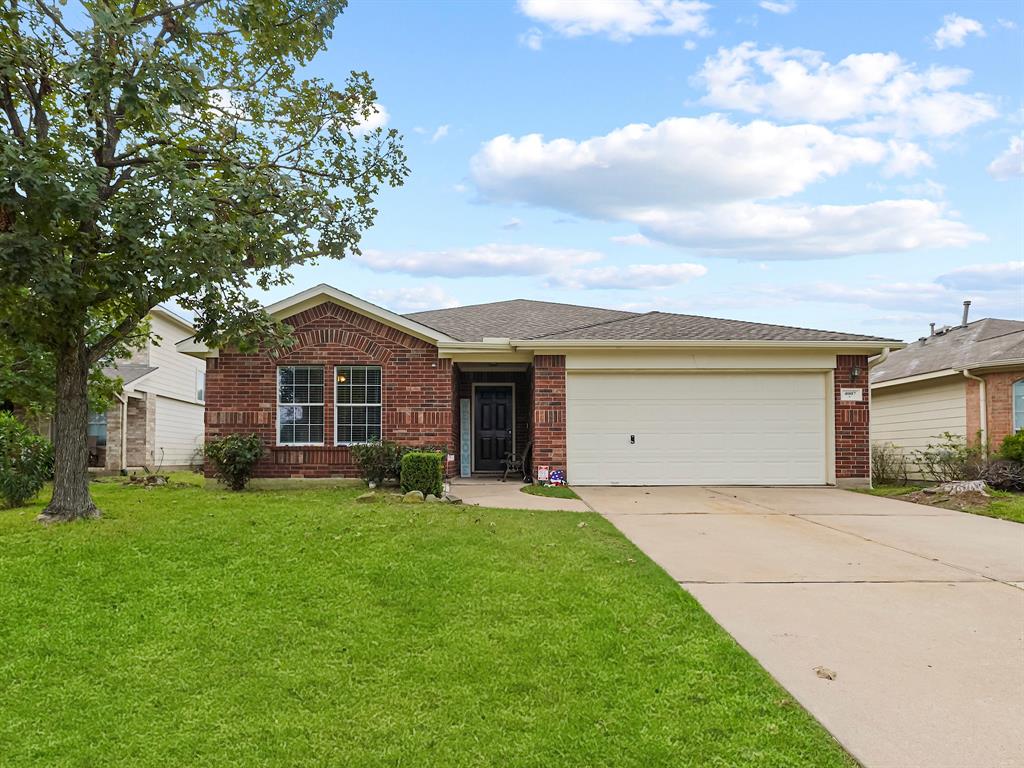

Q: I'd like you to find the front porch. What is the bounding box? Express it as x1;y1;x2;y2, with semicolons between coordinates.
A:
449;354;567;482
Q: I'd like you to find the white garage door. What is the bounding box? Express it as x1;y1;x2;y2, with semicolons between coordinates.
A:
566;372;828;485
154;396;204;468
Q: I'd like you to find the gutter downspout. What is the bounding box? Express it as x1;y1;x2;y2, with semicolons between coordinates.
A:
865;348;891;489
961;369;987;450
114;392;129;473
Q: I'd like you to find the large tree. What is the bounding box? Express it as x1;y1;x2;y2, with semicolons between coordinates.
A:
0;0;407;521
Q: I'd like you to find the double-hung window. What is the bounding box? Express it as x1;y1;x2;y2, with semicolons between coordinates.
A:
1014;380;1024;432
277;366;324;445
335;365;382;444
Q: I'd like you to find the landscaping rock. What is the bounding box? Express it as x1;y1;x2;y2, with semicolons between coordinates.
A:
425;494;441;503
403;490;424;503
355;492;377;503
443;493;462;505
934;480;989;496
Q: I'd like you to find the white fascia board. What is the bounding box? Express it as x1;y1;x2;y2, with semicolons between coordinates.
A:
149;305;195;334
174;335;218;358
870;368;959;389
511;339;904;354
265;284;454;344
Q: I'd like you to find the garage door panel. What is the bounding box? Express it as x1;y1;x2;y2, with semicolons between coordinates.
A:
567;372;827;485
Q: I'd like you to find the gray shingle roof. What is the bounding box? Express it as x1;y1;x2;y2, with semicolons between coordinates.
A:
101;363;157;386
406;299;638;342
406;299;897;344
872;318;1024;384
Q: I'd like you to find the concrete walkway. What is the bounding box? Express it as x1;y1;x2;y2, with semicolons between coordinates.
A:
450;477;589;512
578;486;1024;768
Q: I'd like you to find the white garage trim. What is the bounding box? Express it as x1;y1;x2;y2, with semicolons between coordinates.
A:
566;371;830;486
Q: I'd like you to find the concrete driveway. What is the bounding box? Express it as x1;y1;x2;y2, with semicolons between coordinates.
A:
577;486;1024;768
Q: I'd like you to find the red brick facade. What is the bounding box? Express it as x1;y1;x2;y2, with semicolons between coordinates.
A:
532;355;567;480
966;370;1024;452
205;302;454;478
835;354;870;482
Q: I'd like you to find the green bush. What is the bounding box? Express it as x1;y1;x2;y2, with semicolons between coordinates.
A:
400;451;444;497
912;432;987;483
205;433;265;491
998;430;1024;463
351;441;405;485
0;412;54;508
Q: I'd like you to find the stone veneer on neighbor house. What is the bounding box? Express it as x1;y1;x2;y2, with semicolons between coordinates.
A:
204;302;454;478
836;354;871;483
966;370;1024;451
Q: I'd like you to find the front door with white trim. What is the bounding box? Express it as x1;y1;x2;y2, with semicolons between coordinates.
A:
474;385;514;472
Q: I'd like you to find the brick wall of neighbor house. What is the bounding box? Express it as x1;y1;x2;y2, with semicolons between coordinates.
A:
835;354;870;484
204;302;454;478
967;370;1024;451
532;355;566;480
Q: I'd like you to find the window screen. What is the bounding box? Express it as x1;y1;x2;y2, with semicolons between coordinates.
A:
335;365;382;444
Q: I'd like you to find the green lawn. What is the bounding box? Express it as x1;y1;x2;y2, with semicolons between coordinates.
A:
858;484;1024;523
520;483;581;500
0;480;852;767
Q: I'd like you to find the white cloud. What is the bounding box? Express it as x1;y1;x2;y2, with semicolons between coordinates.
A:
517;0;711;42
935;261;1024;291
472;115;887;218
683;39;697;51
366;285;461;313
987;135;1024;180
695;43;997;137
501;217;523;230
933;14;985;49
549;262;707;289
759;0;795;14
883;140;933;177
637;199;985;258
611;233;655;246
356;244;602;278
519;27;544;50
997;19;1018;30
430;124;450;143
353;103;389;135
470;115;982;258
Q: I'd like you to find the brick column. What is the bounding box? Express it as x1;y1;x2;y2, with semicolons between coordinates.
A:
835;354;870;487
532;355;567;481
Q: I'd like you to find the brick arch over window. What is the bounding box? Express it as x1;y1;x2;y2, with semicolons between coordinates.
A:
286;328;393;364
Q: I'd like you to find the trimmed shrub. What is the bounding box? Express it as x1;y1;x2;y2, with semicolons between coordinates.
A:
400;451;444;497
351;441;405;485
205;433;265;491
998;430;1024;464
871;442;908;486
0;412;54;508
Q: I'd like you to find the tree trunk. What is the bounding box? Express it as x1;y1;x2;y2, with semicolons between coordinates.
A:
38;342;100;522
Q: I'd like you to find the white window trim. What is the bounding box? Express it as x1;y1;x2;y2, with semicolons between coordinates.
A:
196;369;206;404
1014;379;1024;432
334;365;383;446
276;365;326;447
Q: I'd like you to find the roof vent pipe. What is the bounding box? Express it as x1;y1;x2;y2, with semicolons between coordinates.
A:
961;300;971;328
929;322;935;336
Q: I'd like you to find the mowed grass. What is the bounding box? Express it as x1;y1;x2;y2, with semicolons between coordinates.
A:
520;483;581;499
860;484;1024;523
0;480;853;768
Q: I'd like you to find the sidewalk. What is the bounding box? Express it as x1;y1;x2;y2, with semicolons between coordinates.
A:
450;477;590;512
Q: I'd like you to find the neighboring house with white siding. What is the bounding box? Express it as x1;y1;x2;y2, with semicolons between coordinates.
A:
871;306;1024;478
88;306;206;472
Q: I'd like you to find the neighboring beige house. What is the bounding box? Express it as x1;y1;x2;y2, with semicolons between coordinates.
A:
88;306;206;473
871;305;1024;477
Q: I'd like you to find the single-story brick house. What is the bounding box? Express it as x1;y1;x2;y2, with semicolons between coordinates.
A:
871;308;1024;476
179;284;900;487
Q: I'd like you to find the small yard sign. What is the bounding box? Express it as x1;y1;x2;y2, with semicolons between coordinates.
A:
537;465;549;481
840;388;864;402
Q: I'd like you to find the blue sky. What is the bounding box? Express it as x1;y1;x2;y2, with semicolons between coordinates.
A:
265;0;1023;342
